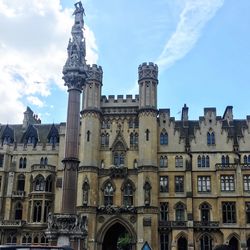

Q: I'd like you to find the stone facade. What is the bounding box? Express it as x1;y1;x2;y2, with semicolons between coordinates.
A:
1;2;250;250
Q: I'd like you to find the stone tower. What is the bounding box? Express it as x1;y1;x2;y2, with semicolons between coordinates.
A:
137;62;159;249
46;2;87;248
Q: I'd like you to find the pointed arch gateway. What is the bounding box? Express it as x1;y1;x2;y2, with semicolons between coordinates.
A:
96;217;136;250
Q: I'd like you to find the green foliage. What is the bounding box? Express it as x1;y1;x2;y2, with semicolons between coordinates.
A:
117;233;131;249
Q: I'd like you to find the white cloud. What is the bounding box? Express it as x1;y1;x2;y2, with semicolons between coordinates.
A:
156;0;224;70
27;96;44;108
0;0;98;124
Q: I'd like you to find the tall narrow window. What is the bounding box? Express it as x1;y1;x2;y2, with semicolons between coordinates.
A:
0;154;4;168
197;155;201;168
175;176;184;192
43;200;52;222
243;175;250;191
160;202;168;221
145;129;150;141
175;156;183;168
23;157;27;168
33;200;42;222
200;203;210;222
159;156;168;168
160;176;168;192
17;174;25;192
87;130;90;142
246;202;250;224
200;234;212;250
160;233;169;250
160;131;168;145
222;202;236;223
130;132;138;149
123;182;134;206
101;133;109;148
45;175;53;192
103;182;114;206
207;132;215;145
175;203;185;221
15;202;23;220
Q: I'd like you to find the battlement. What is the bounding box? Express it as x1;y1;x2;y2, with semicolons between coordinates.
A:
138;62;158;81
100;94;139;107
87;64;103;83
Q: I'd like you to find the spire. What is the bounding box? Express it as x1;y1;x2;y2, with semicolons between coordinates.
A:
63;1;88;91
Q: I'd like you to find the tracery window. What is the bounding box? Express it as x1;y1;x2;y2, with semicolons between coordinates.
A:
198;155;210;168
200;234;212;250
45;175;53;192
103;182;114;206
122;181;134;206
160;202;168;221
160;233;169;250
6;232;17;244
22;233;32;245
33;200;42;222
221;155;230;167
34;175;45;191
222;202;236;223
175;176;184;192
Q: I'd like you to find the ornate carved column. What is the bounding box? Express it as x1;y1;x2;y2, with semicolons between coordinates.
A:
46;2;88;248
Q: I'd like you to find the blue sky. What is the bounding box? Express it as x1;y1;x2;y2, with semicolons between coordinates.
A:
0;0;249;123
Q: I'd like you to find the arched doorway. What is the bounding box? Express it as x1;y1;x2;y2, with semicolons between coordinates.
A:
177;236;188;250
228;236;238;250
102;222;132;250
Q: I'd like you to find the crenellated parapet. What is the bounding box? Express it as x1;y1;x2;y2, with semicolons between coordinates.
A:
101;95;139;107
138;62;158;81
87;64;103;84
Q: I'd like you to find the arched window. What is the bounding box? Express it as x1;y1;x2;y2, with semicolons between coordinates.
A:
34;175;45;191
122;181;134;206
160;131;168;145
197;155;201;168
207;131;215;145
228;236;239;250
200;203;211;222
45;175;53;192
23;157;27;168
6;232;17;244
19;157;24;168
248;155;250;164
15;202;23;220
221;155;229;166
40;157;44;165
130;132;138;149
103;182;114;206
133;159;138;168
205;156;210;167
175;202;185;221
82;181;90;206
160;202;168;222
160;156;168;168
43;200;52;222
44;157;48;165
177;236;187;250
17;174;25;192
200;234;212;250
244;155;248;164
33;200;42;222
22;233;32;245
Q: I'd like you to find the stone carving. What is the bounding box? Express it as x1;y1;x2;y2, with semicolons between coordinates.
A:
46;213;87;240
138;62;158;81
110;165;128;178
143;179;151;206
97;205;137;214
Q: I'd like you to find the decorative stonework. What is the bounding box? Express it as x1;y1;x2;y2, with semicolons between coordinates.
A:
138;62;158;81
97;205;137;214
110;165;128;178
87;64;103;83
46;213;87;240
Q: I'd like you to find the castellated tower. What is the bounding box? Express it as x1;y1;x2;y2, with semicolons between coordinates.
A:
137;62;159;249
80;64;103;167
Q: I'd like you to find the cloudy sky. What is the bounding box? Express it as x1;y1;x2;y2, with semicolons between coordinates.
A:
0;0;249;124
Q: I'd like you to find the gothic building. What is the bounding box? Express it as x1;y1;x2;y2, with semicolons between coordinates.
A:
1;2;250;250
